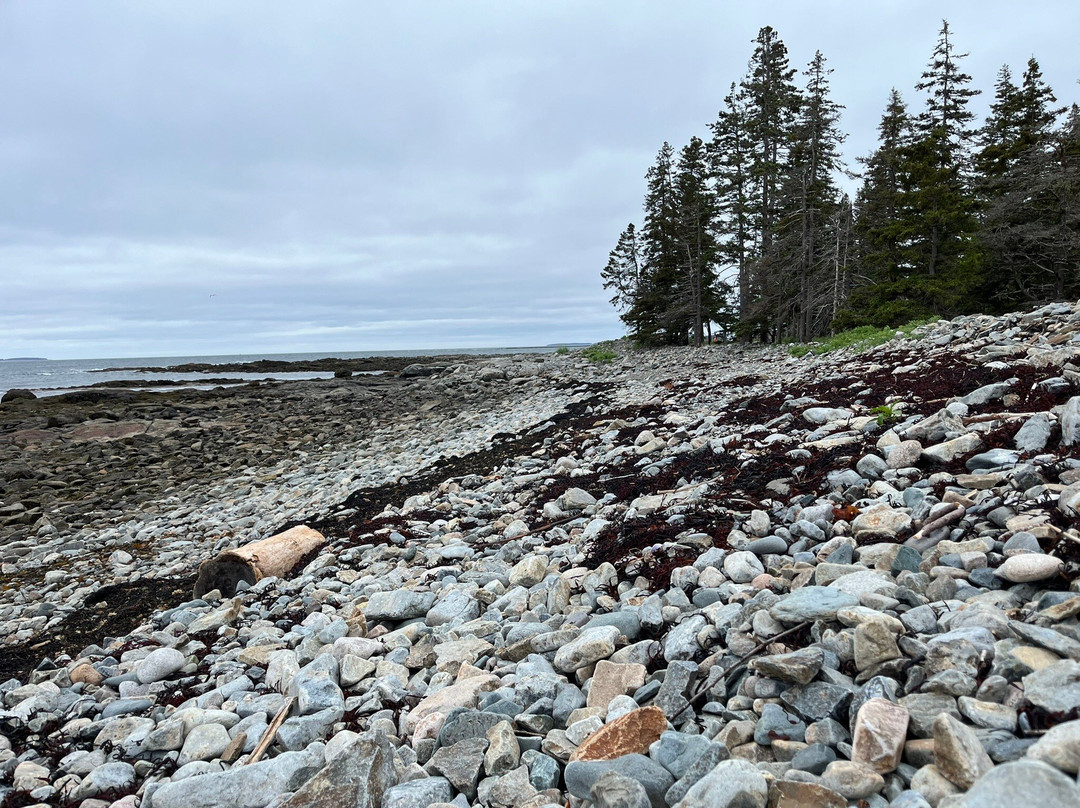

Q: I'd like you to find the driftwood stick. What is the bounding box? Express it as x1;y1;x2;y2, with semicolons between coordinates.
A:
246;696;295;765
670;620;812;724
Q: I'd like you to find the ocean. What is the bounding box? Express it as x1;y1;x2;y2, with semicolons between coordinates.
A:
0;347;563;398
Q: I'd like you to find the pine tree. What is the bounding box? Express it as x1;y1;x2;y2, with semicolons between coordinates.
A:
842;90;919;327
601;223;642;315
709;83;753;327
624;143;683;345
898;20;981;314
739;25;802;340
777;50;846;340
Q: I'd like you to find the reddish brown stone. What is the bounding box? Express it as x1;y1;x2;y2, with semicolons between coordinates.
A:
569;705;667;762
768;781;846;808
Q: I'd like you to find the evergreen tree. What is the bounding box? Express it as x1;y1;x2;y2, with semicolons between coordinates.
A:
623;143;682;344
739;25;802;340
601;223;642;314
842;90;919;327
897;20;981;314
709;83;753;327
671;136;724;346
776;50;846;340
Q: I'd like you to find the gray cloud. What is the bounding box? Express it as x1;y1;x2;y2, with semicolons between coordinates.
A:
2;1;1077;358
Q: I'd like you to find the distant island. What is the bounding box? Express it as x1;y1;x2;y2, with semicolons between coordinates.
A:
1;357;46;361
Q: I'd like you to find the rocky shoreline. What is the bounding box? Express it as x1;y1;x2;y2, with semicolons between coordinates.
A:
2;302;1080;808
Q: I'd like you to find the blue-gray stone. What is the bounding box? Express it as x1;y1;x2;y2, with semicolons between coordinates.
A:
565;755;673;808
691;589;724;608
748;536;788;555
553;684;585;726
769;587;858;623
966;448;1020;471
586;611;641;641
382;777;454;808
825;544;854;565
891;546;923;576
790;742;836;775
437;708;502;748
663;742;730;805
649;731;715;779
780;681;854;724
523;750;560;791
100;699;153;719
754;702;806;745
955;759;1080;807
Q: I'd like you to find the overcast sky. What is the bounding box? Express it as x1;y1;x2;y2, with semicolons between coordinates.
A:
2;1;1077;360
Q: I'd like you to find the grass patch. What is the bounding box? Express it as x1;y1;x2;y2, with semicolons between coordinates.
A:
555;346;569;355
582;341;619;363
787;317;940;358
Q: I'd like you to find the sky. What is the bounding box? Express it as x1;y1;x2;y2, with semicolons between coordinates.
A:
2;1;1078;360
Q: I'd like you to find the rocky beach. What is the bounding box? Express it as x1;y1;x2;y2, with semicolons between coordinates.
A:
2;301;1080;808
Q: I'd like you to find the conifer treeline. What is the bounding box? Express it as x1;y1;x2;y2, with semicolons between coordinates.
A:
601;22;1080;345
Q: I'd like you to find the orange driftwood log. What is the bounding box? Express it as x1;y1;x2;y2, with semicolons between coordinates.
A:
194;525;325;598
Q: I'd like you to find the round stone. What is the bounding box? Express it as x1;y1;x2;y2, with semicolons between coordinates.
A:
995;554;1064;583
136;648;186;684
723;551;764;583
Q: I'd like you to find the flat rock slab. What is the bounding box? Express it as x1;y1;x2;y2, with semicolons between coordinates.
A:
570;706;667;762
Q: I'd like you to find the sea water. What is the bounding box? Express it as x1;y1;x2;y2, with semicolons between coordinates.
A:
0;347;561;398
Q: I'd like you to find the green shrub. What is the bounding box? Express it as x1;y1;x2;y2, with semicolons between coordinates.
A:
555;346;569;355
582;341;618;363
787;317;940;358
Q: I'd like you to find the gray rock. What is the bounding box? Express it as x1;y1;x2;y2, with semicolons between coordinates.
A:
676;757;768;808
150;747;323;808
382;777;454;808
590;770;652;808
1026;718;1080;774
1015;413;1053;452
960;382;1013;407
554;625;620;672
951;759;1080;807
279;731;396;808
429;736;487;798
363;589;436;620
178;723;231;766
1023;661;1080;713
136;647;186;684
770;586;859;623
437;708;502;748
649;731;715;779
1061;396;1080;447
804;407;854;425
564;754;674;808
71;761;136;800
655;661;696;721
663;615;707;661
749;646;824;685
664;743;730;805
754;702;806;745
791;743;836;775
747;535;787;555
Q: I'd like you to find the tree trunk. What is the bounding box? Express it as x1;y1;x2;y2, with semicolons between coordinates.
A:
194;525;326;598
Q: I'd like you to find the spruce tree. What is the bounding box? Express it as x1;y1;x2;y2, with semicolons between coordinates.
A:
777;50;846;340
672;136;727;346
898;20;981;315
625;143;683;345
842;90;919;327
601;223;642;315
739;25;802;340
709;83;753;328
